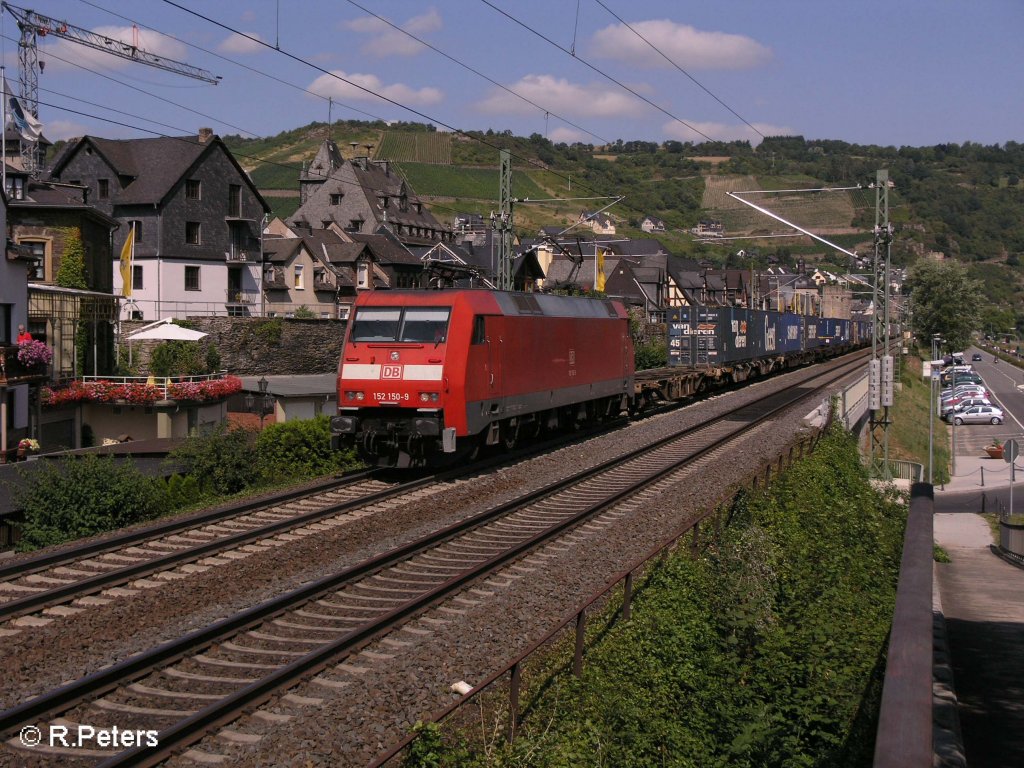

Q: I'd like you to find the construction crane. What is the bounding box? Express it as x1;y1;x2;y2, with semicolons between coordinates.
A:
2;1;220;174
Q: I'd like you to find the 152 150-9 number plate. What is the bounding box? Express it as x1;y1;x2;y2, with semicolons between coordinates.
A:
373;392;410;402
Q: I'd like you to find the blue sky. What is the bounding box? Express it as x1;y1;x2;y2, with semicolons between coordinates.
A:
3;0;1022;148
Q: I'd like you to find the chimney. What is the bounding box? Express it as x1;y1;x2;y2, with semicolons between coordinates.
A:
198;127;214;144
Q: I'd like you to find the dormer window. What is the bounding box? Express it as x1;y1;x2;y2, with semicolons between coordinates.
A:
347;219;363;232
330;193;343;205
5;175;25;200
381;196;389;209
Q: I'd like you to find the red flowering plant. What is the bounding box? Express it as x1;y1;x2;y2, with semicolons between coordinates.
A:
168;376;242;402
42;375;241;407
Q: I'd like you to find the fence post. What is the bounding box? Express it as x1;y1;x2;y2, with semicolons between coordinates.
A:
573;610;586;677
508;662;521;743
691;520;700;556
622;572;633;622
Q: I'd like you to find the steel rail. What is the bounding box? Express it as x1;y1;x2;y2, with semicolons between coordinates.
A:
0;468;377;583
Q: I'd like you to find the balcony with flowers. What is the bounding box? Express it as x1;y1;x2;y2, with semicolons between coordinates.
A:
0;340;53;386
42;373;243;408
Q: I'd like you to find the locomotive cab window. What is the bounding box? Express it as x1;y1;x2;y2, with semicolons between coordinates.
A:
350;308;401;341
400;308;450;343
349;306;451;343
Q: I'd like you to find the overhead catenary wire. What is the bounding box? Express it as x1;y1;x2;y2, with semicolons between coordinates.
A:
592;0;765;139
478;0;717;143
76;0;389;125
342;0;611;146
155;0;631;209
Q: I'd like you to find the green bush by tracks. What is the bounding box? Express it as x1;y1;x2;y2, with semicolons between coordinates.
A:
13;455;169;551
406;425;905;767
9;418;362;552
255;415;357;482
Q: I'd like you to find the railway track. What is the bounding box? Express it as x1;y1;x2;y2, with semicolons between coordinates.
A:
0;351;867;766
0;471;408;627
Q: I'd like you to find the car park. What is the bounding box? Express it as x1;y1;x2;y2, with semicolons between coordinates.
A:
951;405;1003;425
941;388;988;403
942;372;983;387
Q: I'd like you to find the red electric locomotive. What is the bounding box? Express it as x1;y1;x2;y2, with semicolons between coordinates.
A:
330;289;635;467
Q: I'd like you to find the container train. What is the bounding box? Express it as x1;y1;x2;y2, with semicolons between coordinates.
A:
330;289;871;467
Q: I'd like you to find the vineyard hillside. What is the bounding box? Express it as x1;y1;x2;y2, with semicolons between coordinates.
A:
377;131;452;164
703;174;858;236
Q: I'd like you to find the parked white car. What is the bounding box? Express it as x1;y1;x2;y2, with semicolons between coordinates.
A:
941;397;993;419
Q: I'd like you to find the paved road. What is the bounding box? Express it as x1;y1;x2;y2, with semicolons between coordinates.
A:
933;349;1024;766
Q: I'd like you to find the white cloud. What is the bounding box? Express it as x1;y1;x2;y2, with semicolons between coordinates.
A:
344;8;441;57
308;71;443;106
591;19;771;70
38;118;90;142
662;119;792;146
548;126;588;144
218;32;265;55
478;75;640;117
40;26;190;73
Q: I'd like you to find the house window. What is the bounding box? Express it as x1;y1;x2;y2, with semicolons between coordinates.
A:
330;193;343;205
347;219;363;232
294;264;305;290
185;265;200;291
5;176;24;200
98;179;110;199
132;265;143;290
22;241;46;280
128;220;143;243
186;179;201;200
381;196;389;208
228;184;242;217
186;221;201;245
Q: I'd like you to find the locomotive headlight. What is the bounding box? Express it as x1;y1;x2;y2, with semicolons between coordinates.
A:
346;391;365;401
419;392;440;402
356;391;365;401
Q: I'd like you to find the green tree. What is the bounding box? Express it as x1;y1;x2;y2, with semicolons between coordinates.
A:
55;227;88;289
906;260;982;351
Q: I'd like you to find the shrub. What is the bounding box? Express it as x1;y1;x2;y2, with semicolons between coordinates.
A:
168;423;256;496
255;415;358;481
634;338;667;370
164;473;207;510
254;318;283;346
13;455;169;551
150;340;210;377
293;305;316;319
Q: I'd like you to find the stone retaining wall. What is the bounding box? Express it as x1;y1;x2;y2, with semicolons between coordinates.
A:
121;318;345;376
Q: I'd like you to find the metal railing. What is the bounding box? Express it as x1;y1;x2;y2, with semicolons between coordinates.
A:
873;483;935;768
886;459;924;482
75;372;230;401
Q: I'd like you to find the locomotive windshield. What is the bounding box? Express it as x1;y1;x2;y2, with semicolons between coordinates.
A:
350;306;451;343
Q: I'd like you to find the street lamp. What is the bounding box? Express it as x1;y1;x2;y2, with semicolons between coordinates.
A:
929;334;942;484
245;376;272;430
258;375;271;430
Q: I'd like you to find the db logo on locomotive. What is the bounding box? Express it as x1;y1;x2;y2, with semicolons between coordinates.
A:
381;365;403;379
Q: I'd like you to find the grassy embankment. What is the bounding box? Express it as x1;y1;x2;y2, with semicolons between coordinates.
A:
404;425;905;767
887;353;950;484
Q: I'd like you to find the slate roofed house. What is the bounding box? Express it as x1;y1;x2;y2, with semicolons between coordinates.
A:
6;165;120;379
265;224;426;320
290;139;453;248
578;211;616;235
48;127;271;321
640;215;666;233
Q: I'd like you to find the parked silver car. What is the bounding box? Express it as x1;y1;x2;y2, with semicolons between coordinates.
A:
941;397;992;419
951;405;1004;425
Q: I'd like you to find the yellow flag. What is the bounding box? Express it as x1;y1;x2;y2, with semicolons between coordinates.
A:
119;224;134;297
595;247;606;292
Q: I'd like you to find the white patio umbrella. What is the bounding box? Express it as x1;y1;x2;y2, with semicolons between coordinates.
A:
127;318;208;341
